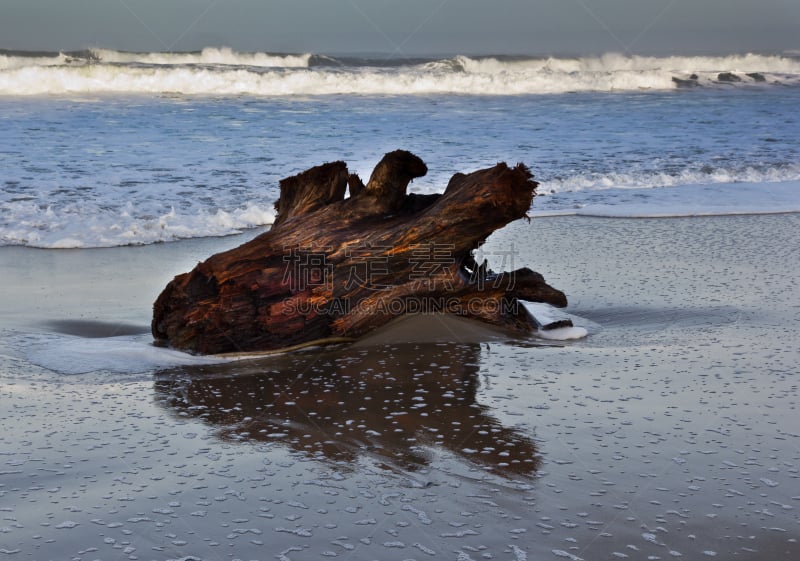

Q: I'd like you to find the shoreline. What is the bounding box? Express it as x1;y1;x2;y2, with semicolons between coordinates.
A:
2;201;799;251
532;180;800;219
1;213;798;559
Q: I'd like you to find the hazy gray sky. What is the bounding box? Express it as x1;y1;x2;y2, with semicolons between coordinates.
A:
2;0;799;55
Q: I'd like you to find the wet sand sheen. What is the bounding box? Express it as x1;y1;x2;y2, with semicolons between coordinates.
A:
1;214;798;560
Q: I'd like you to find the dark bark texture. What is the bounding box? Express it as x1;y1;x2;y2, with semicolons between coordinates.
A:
152;150;568;355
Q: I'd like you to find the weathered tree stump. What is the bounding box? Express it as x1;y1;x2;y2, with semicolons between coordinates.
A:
152;150;568;355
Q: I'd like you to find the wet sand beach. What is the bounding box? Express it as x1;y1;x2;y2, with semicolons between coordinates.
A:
1;214;798;560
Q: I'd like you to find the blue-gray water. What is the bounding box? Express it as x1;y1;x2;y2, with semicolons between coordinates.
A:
2;49;800;247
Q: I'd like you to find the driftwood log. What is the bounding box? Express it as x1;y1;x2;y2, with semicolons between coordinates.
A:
152;150;568;355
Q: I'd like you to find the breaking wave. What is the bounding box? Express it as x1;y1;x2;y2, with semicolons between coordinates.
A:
540;162;800;194
0;201;275;249
0;47;312;70
3;163;798;248
2;49;799;96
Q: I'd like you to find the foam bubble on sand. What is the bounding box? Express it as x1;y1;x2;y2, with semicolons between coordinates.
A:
523;302;592;341
535;325;589;341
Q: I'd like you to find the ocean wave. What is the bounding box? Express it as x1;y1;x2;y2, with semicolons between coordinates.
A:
453;52;800;74
3;166;797;248
531;180;800;218
0;201;275;249
2;50;799;96
89;47;312;68
0;51;72;70
540;162;800;194
0;47;312;70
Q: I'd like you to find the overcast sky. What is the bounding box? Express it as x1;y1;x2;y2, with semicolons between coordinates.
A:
2;0;799;55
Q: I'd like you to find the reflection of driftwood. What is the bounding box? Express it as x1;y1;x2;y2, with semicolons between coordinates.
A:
152;150;567;355
155;343;540;477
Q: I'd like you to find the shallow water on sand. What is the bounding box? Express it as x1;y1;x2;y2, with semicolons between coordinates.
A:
1;215;798;560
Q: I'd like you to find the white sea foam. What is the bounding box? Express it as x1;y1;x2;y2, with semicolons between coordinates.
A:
3;181;798;249
0;202;275;249
0;47;311;70
1;51;799;96
523;302;592;341
0;52;69;70
90;47;312;68
540;163;800;194
532;180;800;218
